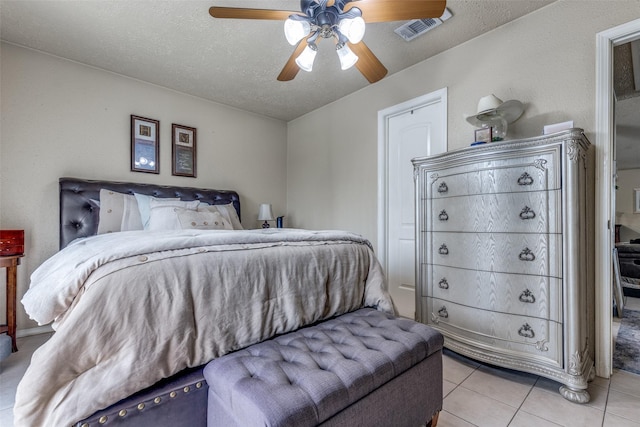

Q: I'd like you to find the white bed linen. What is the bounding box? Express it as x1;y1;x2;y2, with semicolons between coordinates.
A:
14;229;394;427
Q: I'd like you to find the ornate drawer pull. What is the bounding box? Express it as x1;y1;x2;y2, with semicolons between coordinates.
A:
438;244;449;255
438;306;449;318
519;247;536;262
437;182;449;193
517;172;534;186
438;210;449;221
519;206;536;220
518;323;535;338
519;289;536;303
438;278;449;289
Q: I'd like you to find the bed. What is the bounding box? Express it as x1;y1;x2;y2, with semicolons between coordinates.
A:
13;178;394;427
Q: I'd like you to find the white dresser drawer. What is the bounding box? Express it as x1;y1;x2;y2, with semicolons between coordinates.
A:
425;297;563;368
427;232;562;277
423;151;559;200
426;265;562;322
428;190;560;234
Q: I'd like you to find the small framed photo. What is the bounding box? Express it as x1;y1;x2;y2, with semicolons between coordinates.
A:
634;188;640;213
474;127;493;143
131;115;159;174
172;124;197;177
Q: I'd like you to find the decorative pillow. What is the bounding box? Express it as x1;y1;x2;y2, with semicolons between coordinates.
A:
176;209;232;230
147;199;201;231
121;194;143;231
97;189;137;234
134;193;180;229
198;203;243;230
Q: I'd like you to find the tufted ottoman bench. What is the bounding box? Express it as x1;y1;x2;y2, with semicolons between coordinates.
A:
204;308;444;427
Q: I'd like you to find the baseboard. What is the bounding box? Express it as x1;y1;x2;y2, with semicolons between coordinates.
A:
17;325;53;338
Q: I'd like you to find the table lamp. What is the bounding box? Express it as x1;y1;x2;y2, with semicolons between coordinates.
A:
258;204;274;228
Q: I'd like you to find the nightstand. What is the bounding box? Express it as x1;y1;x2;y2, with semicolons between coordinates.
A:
0;255;22;352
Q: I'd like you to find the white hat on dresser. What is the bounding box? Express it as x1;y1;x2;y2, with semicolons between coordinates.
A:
465;94;524;127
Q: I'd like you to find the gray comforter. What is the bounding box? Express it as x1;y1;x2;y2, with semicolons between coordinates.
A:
14;229;394;427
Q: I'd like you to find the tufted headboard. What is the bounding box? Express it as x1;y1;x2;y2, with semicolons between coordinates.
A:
59;177;241;249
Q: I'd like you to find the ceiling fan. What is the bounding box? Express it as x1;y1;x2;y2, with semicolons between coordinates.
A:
209;0;446;83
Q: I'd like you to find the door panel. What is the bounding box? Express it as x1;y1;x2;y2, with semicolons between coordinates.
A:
387;101;445;318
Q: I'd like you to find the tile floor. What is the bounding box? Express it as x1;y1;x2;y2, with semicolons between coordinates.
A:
1;300;640;427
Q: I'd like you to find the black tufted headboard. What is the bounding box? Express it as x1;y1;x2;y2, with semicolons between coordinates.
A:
59;177;241;249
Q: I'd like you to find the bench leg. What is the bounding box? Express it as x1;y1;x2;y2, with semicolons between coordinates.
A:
426;411;439;427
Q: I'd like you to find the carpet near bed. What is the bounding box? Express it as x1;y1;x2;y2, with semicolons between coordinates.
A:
613;309;640;375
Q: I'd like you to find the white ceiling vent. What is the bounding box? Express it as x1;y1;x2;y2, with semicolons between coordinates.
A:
394;8;452;42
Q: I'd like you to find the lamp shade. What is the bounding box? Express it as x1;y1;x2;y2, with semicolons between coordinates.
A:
336;44;358;70
338;17;365;44
284;18;311;45
257;204;274;221
295;44;317;72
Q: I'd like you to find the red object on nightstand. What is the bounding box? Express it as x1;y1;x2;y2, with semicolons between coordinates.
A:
0;230;24;256
0;230;24;352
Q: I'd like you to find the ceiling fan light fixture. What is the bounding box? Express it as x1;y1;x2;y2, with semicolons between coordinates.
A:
336;43;358;70
295;44;318;72
284;18;311;45
338;16;365;44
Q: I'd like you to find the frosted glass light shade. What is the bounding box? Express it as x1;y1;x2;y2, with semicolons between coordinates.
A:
338;17;365;43
284;19;311;45
295;45;317;72
336;44;358;70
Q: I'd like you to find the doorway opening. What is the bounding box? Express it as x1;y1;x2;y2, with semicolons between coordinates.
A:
595;18;640;378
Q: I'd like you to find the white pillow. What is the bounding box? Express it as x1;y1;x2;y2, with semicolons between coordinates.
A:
198;203;243;230
176;209;233;230
97;189;140;234
121;193;143;231
147;199;200;231
135;193;180;229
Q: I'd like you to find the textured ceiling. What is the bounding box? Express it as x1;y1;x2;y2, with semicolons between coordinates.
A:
0;0;556;121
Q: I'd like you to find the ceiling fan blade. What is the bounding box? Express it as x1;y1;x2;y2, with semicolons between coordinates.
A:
277;40;308;81
209;7;297;20
344;0;446;23
349;41;388;83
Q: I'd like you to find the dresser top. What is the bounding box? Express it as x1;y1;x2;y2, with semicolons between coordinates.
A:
412;128;590;166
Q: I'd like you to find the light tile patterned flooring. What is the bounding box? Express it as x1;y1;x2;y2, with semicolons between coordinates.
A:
1;300;640;427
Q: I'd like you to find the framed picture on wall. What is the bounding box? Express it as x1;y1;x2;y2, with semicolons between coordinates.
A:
172;124;197;178
635;188;640;213
131;115;160;174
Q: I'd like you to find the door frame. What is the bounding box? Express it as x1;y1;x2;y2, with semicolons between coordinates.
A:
376;88;448;272
595;18;640;377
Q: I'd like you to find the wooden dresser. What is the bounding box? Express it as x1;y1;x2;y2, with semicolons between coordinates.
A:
412;129;594;403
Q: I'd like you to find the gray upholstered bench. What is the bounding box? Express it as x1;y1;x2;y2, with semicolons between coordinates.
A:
204;308;444;427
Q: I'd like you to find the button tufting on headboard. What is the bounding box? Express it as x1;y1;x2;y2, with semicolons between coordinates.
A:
59;178;240;250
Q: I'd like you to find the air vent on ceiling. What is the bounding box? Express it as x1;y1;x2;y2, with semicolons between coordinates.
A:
394;8;452;42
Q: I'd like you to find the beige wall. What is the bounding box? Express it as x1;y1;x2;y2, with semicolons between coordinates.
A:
4;0;640;334
287;0;640;250
616;168;640;242
0;43;288;332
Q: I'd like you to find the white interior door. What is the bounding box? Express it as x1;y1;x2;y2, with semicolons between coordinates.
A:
384;94;446;319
